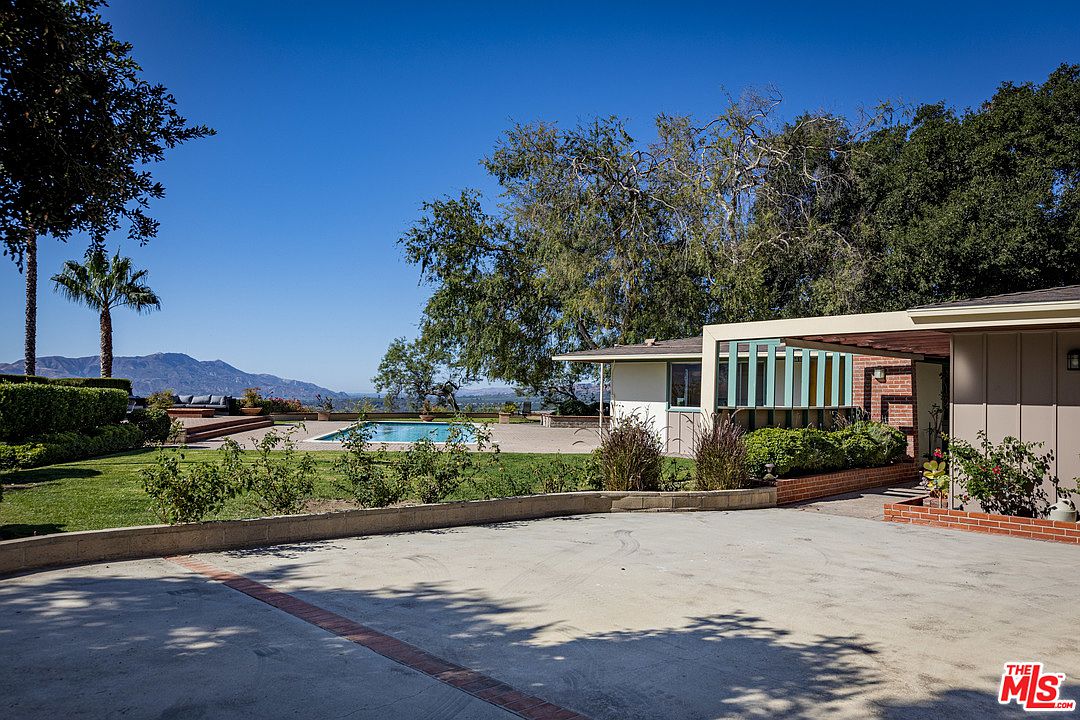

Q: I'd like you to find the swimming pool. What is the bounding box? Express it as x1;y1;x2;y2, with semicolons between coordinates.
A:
312;421;478;444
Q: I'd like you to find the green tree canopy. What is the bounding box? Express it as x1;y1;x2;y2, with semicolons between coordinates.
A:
398;66;1080;400
372;337;469;411
0;0;213;373
51;248;161;378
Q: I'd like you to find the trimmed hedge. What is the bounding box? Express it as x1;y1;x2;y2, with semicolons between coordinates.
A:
745;421;906;479
0;384;129;441
0;423;145;470
0;373;132;394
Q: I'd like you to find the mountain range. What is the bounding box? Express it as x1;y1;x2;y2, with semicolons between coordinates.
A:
0;353;351;400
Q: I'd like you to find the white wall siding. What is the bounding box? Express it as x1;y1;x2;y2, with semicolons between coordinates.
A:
610;361;670;445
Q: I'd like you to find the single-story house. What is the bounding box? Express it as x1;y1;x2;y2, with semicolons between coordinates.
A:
555;285;1080;490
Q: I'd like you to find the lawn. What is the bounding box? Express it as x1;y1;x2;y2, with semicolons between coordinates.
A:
0;448;693;539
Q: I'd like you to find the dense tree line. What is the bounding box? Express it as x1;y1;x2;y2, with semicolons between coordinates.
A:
393;65;1080;402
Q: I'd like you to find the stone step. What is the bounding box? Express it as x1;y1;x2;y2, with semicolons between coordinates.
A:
182;417;274;443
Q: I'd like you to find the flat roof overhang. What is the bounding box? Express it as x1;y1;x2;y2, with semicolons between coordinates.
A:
551;351;703;363
703;302;1080;360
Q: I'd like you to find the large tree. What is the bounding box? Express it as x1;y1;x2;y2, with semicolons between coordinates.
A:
0;0;212;374
51;248;160;377
399;66;1080;399
400;94;853;400
372;337;469;411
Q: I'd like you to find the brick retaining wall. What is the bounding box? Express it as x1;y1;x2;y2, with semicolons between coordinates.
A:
883;501;1080;545
775;463;919;505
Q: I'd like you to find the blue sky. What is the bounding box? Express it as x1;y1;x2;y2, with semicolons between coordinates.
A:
2;1;1078;392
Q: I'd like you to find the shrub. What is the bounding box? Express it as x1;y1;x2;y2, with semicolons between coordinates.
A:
0;384;129;441
333;421;404;508
0;373;132;394
596;415;663;491
263;397;303;414
0;423;144;469
948;431;1064;518
140;446;240;524
240;387;264;409
390;420;495;503
231;426;317;514
744;422;902;479
694;414;749;490
556;398;598;416
146;390;175;411
131;408;172;442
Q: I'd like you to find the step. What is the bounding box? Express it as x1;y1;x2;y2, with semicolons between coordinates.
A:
182;417;275;443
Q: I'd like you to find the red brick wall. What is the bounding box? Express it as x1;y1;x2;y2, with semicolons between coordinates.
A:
775;463;919;505
884;501;1080;545
851;356;917;459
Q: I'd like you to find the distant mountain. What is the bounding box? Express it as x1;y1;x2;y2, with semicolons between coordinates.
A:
0;353;351;401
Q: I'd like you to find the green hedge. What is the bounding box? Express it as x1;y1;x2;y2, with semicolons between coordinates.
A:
0;423;145;470
0;384;129;441
0;373;132;394
745;421;906;479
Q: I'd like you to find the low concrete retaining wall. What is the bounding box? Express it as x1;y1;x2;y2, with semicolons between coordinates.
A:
0;487;775;577
884;500;1080;545
775;463;919;505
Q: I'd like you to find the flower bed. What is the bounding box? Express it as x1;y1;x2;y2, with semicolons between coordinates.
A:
884;498;1080;545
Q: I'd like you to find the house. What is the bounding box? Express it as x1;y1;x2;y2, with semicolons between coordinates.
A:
555;285;1080;492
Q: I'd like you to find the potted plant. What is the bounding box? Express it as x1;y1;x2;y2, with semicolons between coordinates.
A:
498;401;517;424
419;398;435;422
240;387;264;416
315;394;334;421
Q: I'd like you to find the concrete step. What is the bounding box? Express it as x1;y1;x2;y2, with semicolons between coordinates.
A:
182;416;274;443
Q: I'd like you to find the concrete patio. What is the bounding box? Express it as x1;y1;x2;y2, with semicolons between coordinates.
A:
2;510;1076;719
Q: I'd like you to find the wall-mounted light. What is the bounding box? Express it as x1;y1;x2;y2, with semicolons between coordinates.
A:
1068;349;1080;372
872;367;887;382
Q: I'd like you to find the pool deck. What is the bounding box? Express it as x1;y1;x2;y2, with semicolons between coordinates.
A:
192;420;603;454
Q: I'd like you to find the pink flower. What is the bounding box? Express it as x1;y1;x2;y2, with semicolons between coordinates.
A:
992;466;1001;475
933;449;943;460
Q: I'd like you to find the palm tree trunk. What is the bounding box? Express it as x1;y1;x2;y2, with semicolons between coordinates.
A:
24;234;37;376
99;306;113;378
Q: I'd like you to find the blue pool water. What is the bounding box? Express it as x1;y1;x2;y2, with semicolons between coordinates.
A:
315;421;477;444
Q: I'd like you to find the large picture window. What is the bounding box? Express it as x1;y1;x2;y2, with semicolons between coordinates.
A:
669;363;702;408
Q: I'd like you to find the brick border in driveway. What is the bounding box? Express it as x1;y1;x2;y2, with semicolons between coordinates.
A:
167;555;588;720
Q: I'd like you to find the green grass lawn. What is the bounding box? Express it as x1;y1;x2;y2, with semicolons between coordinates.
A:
0;448;693;539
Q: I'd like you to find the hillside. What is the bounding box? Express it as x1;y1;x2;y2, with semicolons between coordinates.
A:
0;353;350;400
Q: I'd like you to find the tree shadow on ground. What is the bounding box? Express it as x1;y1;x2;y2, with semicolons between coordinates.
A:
1;466;100;489
0;560;1035;720
0;523;65;540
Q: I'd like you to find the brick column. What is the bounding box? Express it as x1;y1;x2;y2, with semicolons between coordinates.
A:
851;356;917;459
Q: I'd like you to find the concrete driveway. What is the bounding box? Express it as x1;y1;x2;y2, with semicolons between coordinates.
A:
2;510;1077;719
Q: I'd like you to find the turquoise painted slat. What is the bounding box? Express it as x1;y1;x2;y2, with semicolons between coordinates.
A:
784;346;794;408
727;341;738;409
831;351;841;407
765;343;776;406
800;349;811;407
844;354;854;406
746;342;757;408
816;350;827;408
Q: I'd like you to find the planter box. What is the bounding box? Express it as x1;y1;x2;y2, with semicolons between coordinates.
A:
167;407;216;418
883;500;1080;545
774;463;919;505
0;487;778;577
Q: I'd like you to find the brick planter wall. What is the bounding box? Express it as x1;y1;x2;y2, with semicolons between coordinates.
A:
883;501;1080;545
775;463;919;505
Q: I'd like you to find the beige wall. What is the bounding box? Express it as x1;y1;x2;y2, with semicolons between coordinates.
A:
610;361;670;444
952;330;1080;492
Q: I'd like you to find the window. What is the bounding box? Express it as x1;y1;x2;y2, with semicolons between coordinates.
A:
669;363;702;408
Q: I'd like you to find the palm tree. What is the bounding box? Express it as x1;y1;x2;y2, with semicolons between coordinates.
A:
52;249;162;378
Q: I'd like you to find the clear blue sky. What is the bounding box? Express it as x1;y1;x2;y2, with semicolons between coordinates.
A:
2;1;1078;391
